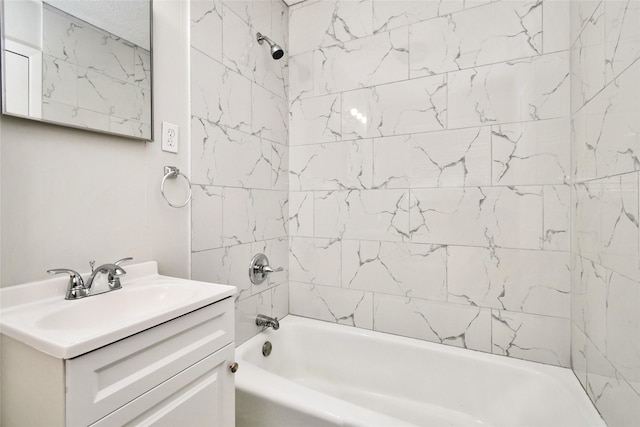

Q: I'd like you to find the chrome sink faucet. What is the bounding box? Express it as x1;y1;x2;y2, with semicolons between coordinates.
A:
47;257;132;300
256;314;279;330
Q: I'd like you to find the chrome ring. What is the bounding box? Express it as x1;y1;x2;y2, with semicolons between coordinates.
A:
160;167;192;208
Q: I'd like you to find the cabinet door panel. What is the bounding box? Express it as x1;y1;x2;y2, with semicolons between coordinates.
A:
67;299;234;426
91;343;235;427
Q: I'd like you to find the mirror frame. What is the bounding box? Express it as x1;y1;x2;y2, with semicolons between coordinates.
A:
0;0;154;142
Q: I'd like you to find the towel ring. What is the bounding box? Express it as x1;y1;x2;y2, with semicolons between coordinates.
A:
161;166;192;208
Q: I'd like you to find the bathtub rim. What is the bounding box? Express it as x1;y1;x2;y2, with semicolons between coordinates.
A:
235;315;605;427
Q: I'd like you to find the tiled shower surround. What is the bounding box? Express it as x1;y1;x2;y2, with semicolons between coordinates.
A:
189;0;290;344
289;0;573;367
570;1;640;425
189;1;639;425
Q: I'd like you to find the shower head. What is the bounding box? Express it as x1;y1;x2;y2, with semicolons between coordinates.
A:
256;32;284;60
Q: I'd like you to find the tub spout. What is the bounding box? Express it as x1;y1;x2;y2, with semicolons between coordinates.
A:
256;314;279;330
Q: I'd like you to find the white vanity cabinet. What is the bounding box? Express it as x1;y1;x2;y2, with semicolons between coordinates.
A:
1;297;235;427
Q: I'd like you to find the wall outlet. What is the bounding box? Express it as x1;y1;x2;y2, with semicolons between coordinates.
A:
161;121;179;153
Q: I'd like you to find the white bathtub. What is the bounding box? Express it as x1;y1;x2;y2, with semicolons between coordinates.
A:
235;316;604;427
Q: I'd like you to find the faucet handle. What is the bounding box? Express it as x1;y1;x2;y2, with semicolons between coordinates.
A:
47;268;86;299
114;257;133;266
47;268;84;284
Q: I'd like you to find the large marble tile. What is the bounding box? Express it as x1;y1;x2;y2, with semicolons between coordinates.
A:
491;310;570;367
191;0;223;62
571;255;589;334
604;0;640;83
251;33;289;100
41;102;110;134
192;244;253;300
410;1;542;77
288;192;314;237
586;337;640;427
570;1;606;112
410;186;543;249
289;52;314;102
235;289;273;345
573;59;640;181
43;4;137;84
289;94;341;145
313;28;409;96
372;0;493;32
342;240;447;301
109;117;150;140
492;119;570;186
271;142;288;191
606;271;640;394
252;83;288;144
581;260;612;353
289;237;341;286
598;173;639;280
374;294;492;353
221;2;262;81
290;140;373;191
222;0;271;29
191;185;223;252
373;127;491;189
342;75;447;139
191;47;252;133
134;48;151;90
570;0;603;46
573;181;602;263
448;51;570;128
572;321;588;391
190;117;272;188
543;0;571;54
543;185;571;251
219;0;284;94
448;247;570;318
222;188;288;245
289;0;373;55
271;282;289;322
42;56;77;107
76;68;146;121
315;190;411;241
290;282;374;329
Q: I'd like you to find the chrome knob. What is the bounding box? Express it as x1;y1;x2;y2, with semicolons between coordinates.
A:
229;362;239;373
249;253;283;285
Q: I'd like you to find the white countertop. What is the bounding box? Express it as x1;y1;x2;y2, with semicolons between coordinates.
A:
0;261;236;359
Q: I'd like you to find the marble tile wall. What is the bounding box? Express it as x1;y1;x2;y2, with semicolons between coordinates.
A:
41;4;151;139
288;0;574;368
189;0;289;345
570;1;640;425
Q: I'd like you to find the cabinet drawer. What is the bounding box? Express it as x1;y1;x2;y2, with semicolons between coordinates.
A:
90;343;235;427
66;298;233;427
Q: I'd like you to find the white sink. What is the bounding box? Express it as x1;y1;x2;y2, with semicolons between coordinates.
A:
0;262;236;358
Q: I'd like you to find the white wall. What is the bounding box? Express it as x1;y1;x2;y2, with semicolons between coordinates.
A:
0;0;191;287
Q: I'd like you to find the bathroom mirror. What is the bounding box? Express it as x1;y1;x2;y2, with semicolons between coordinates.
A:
1;0;152;141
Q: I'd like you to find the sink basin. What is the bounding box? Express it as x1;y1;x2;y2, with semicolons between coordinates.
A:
0;262;236;358
36;282;199;331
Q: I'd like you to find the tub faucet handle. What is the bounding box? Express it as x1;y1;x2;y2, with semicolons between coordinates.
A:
249;253;283;285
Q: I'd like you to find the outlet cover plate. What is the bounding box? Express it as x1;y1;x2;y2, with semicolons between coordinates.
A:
161;121;179;153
